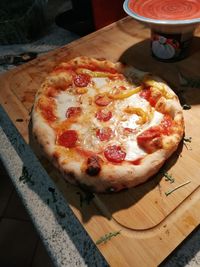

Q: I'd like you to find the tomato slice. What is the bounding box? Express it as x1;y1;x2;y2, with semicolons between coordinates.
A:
139;87;151;100
66;107;81;118
95;95;111;106
104;145;126;163
95;109;112;122
57;130;78;148
160;114;173;135
139;87;160;107
137;126;162;153
74;73;91;87
96;127;113;141
137;126;161;142
131;158;142;165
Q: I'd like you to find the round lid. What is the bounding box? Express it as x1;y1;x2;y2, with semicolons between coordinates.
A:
123;0;200;25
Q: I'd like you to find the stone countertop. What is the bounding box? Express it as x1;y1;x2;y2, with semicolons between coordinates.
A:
1;101;200;267
1;18;200;267
0;106;108;267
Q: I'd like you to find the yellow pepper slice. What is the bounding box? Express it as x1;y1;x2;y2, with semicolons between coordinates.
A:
77;68;113;78
124;106;149;125
108;86;142;100
76;87;87;94
143;77;173;99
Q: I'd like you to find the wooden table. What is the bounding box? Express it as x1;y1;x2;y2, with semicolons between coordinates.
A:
1;17;200;267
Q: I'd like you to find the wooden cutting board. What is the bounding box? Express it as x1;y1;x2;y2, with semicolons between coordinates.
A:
1;17;200;267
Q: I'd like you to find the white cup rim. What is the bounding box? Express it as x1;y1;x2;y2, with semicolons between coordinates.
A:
123;0;200;26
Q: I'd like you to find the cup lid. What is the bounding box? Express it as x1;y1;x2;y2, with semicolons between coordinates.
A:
123;0;200;25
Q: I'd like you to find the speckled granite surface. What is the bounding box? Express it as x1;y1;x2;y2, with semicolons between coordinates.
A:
0;106;108;267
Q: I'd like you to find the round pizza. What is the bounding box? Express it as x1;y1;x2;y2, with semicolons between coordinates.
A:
32;56;184;193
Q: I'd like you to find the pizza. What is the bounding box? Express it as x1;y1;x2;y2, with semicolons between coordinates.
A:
31;56;184;193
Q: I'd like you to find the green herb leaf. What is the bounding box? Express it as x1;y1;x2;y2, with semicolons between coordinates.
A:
165;181;191;196
19;166;34;185
96;230;121;245
182;104;191;110
183;136;192;150
183;136;192;143
164;172;175;183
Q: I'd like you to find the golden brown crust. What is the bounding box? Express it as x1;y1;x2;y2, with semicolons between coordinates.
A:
31;56;184;193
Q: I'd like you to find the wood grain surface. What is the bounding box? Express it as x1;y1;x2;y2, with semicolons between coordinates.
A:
1;17;200;267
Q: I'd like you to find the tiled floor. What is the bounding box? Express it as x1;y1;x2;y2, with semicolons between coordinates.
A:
0;161;54;267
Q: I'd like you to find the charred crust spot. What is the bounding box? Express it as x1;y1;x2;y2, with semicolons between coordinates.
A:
52;152;59;161
40;144;44;149
85;155;101;176
64;171;79;185
67;171;75;180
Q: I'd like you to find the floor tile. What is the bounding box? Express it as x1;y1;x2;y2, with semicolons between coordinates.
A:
31;240;54;267
0;161;14;218
0;218;38;267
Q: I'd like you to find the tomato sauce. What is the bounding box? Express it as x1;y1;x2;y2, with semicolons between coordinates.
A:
128;0;200;20
139;86;161;107
38;98;57;123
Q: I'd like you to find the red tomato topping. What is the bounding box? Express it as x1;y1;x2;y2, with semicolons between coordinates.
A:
57;130;78;148
131;158;142;165
74;73;91;87
139;87;151;100
96;127;113;141
104;145;126;163
95;95;111;106
139;87;160;107
137;126;162;153
137;126;161;143
160;115;173;135
119;85;127;90
95;109;112;122
66;107;82;118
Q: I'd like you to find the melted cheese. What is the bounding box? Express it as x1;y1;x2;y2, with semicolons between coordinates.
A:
56;92;77;120
54;73;165;162
123;111;163;161
92;77;108;88
125;140;146;161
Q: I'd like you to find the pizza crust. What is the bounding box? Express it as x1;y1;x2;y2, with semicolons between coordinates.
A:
31;56;184;193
